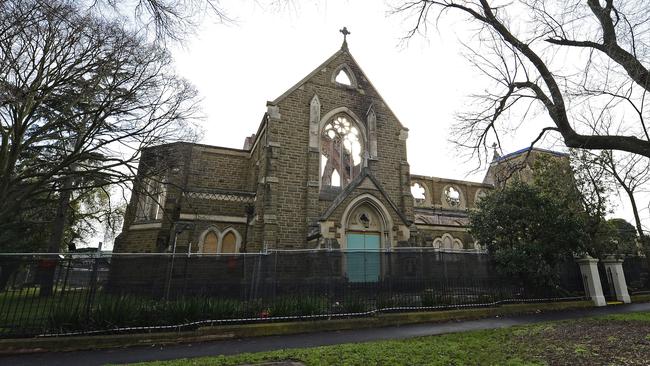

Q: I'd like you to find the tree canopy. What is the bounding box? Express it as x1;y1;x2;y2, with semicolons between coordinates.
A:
0;0;200;250
470;152;639;286
470;180;587;288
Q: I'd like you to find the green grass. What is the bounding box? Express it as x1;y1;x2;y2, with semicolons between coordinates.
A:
128;327;540;366
596;311;650;322
124;312;650;366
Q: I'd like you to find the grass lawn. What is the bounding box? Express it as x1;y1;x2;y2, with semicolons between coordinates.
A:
126;312;650;366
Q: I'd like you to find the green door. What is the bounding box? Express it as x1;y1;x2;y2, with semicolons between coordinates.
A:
346;233;380;282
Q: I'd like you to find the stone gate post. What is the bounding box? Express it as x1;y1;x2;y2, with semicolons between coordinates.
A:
601;256;631;304
576;256;607;307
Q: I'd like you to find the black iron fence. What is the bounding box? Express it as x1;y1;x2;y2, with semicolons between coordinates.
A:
623;256;650;295
0;250;585;338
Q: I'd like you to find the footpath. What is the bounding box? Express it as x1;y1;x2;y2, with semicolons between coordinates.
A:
2;302;650;366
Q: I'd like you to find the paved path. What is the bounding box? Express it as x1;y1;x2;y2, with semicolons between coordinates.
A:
3;302;650;366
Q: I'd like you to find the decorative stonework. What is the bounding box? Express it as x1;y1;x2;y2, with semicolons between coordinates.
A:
309;94;321;149
183;190;255;203
432;233;464;250
441;185;465;209
367;105;378;158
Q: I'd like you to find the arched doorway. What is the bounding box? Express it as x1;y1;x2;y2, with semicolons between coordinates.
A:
342;196;392;283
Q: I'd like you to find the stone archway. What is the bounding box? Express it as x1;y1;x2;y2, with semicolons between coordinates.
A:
340;194;394;282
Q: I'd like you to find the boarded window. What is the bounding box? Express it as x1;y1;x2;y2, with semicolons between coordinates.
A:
221;232;237;253
203;231;219;253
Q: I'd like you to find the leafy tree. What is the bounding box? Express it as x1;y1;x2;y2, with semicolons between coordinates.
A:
533;151;620;257
607;218;639;255
469;181;587;288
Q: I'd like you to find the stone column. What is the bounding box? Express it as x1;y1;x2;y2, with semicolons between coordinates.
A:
576;256;607;307
601;256;631;304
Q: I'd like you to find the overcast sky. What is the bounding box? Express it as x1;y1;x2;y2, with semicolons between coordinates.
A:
162;0;646;242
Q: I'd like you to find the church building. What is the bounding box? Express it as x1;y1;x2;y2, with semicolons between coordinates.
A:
113;34;551;258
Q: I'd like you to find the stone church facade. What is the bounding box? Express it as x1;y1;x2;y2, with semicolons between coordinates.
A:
113;41;560;256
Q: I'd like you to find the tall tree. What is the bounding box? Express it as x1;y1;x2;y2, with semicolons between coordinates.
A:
395;1;650;159
0;0;200;251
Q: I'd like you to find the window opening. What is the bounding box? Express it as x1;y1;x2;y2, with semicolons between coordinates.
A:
221;232;237;253
411;183;426;205
203;231;218;253
320;115;363;189
335;69;352;85
135;178;166;221
359;212;370;228
444;186;461;207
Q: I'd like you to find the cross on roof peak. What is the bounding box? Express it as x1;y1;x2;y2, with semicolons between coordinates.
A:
339;26;350;49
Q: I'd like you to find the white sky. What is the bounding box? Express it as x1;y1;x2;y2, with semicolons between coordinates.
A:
161;1;646;242
170;1;504;180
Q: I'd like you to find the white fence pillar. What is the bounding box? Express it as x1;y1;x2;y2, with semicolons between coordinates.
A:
576;256;607;307
601;256;631;304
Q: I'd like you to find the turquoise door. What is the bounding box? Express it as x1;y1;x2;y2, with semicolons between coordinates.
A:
346;233;381;283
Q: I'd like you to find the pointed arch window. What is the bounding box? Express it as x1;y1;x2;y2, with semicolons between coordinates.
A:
203;231;219;253
331;63;357;88
335;69;352;85
320;115;363;189
199;227;242;254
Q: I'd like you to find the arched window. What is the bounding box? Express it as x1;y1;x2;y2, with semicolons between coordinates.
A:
335;69;352;85
331;64;357;88
441;185;464;209
320;115;364;189
199;227;242;254
221;231;237;253
203;231;219;253
411;182;428;206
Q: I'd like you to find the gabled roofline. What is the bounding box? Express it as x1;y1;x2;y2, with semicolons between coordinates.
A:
493;147;568;164
319;168;412;225
270;45;408;131
345;51;408;131
270;48;345;105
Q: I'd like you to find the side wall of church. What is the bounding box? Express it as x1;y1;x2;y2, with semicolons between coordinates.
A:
114;141;264;253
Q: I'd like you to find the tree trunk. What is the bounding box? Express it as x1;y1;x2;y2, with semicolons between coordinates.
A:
39;179;72;297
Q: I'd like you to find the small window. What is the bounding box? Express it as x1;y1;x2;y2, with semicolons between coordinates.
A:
335;69;352;85
221;232;237;253
411;183;426;205
203;231;219;253
444;186;461;208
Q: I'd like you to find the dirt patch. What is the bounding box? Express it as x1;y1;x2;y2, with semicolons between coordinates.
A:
515;319;650;365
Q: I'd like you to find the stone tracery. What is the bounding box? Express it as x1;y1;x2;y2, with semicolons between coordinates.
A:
320;115;363;188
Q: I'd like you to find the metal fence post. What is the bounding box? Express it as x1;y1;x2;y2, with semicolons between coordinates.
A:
84;256;99;323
